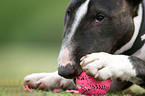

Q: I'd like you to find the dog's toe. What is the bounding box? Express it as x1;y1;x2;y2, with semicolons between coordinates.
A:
37;82;48;90
24;79;38;89
23;71;75;91
24;73;51;89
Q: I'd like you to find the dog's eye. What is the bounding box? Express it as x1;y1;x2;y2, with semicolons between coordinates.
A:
67;10;70;16
95;14;105;23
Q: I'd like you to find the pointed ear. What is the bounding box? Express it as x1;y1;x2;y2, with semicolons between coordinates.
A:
134;0;143;5
128;0;143;17
128;0;143;6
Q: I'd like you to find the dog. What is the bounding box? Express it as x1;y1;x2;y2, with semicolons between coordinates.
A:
24;0;145;91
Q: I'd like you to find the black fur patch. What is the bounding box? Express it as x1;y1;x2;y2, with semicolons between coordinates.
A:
129;56;145;88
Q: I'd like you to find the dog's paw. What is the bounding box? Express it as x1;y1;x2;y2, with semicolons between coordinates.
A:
80;52;137;81
24;71;76;90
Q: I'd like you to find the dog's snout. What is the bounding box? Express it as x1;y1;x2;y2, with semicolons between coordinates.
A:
58;64;76;79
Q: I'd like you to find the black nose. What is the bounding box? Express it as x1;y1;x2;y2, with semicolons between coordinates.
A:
58;64;76;79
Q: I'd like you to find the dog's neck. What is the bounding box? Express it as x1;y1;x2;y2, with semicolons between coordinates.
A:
115;3;143;54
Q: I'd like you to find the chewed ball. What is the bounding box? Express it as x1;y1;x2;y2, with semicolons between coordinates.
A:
76;72;111;95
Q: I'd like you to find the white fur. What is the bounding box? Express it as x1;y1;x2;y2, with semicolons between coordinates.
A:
131;34;145;60
81;52;139;83
24;71;75;90
58;47;73;66
68;0;90;42
132;44;145;61
24;72;52;87
132;33;145;60
141;34;145;41
58;0;90;66
115;4;143;54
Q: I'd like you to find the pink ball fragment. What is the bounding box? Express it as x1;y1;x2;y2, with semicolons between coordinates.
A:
25;85;32;93
76;72;111;95
66;90;80;93
126;94;132;96
54;89;60;93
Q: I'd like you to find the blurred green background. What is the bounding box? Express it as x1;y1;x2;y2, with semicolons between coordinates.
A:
0;0;68;43
0;0;69;86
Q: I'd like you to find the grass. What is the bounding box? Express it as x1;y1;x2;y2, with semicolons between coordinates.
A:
0;43;145;96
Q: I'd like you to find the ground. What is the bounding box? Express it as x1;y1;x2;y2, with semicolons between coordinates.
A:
0;44;145;96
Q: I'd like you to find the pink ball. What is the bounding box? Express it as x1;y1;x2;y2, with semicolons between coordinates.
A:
76;72;111;95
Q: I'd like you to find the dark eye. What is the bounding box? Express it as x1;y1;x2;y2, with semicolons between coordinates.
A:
95;14;105;23
67;10;70;15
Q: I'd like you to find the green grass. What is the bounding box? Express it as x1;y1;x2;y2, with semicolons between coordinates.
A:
0;44;145;96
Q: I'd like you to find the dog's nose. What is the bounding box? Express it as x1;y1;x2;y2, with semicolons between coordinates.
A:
58;63;76;79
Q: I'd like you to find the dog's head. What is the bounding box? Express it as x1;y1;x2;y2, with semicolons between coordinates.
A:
58;0;143;79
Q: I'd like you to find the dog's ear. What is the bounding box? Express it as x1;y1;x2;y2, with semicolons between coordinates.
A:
128;0;142;6
134;0;143;5
128;0;143;17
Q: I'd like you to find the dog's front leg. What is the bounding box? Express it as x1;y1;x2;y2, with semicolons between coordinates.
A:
80;52;145;89
24;71;76;90
129;56;145;88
